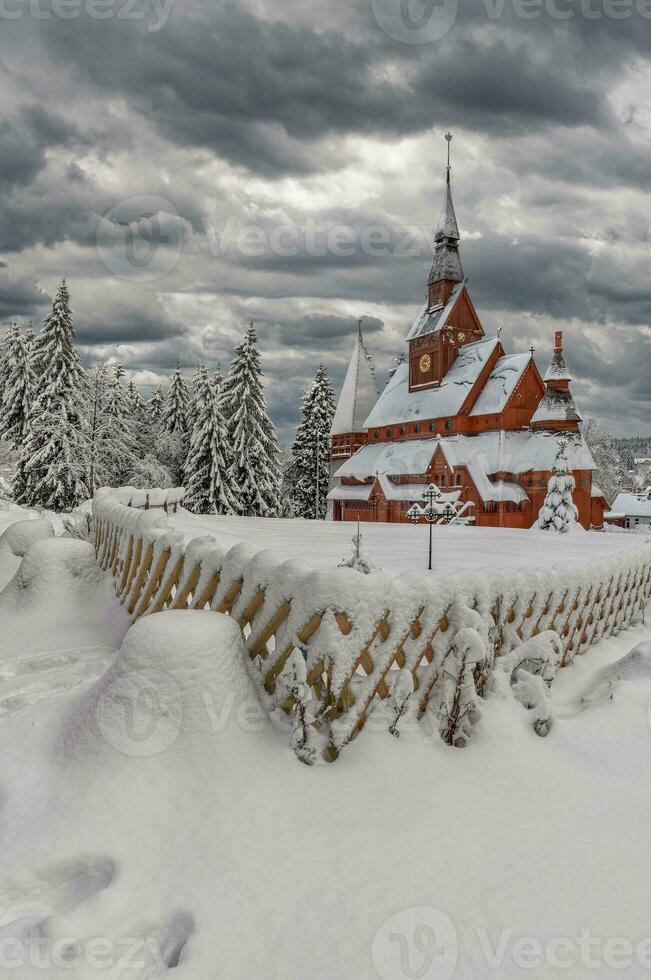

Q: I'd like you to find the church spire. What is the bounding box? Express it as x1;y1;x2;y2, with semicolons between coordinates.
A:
428;133;464;307
531;332;582;431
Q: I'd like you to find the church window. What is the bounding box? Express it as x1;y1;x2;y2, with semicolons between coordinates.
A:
445;419;453;431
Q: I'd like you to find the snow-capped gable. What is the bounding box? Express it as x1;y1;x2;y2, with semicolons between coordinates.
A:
331;333;378;436
469;352;531;417
364;337;499;429
405;282;465;341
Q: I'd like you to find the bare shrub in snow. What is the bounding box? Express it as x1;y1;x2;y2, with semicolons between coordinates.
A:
494;631;563;736
338;523;377;574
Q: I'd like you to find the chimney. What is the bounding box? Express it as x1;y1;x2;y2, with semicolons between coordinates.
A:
555;330;563;352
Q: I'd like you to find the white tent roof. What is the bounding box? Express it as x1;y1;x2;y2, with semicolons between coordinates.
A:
331;332;378;436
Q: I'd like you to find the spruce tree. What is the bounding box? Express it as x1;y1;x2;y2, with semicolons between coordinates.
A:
126;379;145;419
220;324;281;516
15;281;88;511
291;365;336;519
0;322;35;449
106;362;127;418
147;385;165;426
537;442;579;533
184;364;241;514
162;361;189;434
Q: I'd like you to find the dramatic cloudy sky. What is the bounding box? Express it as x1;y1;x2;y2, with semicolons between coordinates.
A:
0;0;650;441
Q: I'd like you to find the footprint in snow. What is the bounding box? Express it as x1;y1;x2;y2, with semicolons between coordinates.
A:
107;911;194;978
0;857;114;939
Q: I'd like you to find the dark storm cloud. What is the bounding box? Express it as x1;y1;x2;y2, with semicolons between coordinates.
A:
73;292;187;346
36;2;622;176
0;267;49;321
0;103;83;191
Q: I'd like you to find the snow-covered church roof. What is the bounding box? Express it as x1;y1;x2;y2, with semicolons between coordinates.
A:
365;336;500;429
469;352;531;417
331;326;378;436
337;430;595;483
531;386;583;425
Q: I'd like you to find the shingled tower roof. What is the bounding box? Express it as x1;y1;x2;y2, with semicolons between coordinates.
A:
531;331;582;428
428;133;464;288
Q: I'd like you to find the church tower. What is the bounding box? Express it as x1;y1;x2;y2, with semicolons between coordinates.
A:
531;331;582;431
407;135;484;393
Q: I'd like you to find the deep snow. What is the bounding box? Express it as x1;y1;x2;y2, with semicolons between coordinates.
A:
169;508;649;578
0;509;651;978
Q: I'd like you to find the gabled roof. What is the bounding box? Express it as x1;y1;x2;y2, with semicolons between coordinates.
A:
365;336;500;429
607;492;651;519
469;352;531;417
405;282;465;341
331;330;378;436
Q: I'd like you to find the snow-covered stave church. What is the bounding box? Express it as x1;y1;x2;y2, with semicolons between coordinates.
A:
328;140;609;530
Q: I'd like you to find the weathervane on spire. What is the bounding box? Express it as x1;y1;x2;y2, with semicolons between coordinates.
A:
357;316;364;340
445;132;453;173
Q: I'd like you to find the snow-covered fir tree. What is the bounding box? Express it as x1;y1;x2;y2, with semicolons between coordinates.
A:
126;379;145;419
147;385;165;426
105;363;128;417
162;361;189;434
0;321;35;449
184;363;241;515
537;441;579;534
15;281;88;510
220;324;281;516
290;364;336;519
583;419;622;504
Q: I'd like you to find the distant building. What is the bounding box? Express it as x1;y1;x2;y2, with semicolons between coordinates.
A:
329;137;608;529
604;488;651;530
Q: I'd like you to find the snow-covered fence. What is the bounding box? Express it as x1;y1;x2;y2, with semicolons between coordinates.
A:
92;492;651;762
96;486;185;512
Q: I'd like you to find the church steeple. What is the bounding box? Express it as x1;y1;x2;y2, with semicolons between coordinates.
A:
531;332;582;431
427;133;464;310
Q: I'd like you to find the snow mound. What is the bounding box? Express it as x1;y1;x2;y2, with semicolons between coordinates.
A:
581;642;651;707
61;610;267;762
0;517;54;557
0;538;105;613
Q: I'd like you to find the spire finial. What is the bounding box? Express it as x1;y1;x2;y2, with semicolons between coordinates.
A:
529;345;535;358
357;316;364;341
445;132;453;175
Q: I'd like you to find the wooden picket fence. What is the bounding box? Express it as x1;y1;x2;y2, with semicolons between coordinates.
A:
92;490;651;760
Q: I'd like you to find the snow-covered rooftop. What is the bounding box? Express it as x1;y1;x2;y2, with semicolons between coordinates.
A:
405;283;465;341
531;387;582;425
544;347;572;383
607;493;651;519
327;484;372;502
331;332;378;436
365;337;499;429
469;352;531;417
337;430;596;483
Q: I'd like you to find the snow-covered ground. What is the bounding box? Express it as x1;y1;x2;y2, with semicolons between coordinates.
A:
1;507;651;979
169;509;649;578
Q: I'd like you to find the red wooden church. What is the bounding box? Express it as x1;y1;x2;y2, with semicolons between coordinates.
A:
329;138;608;530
